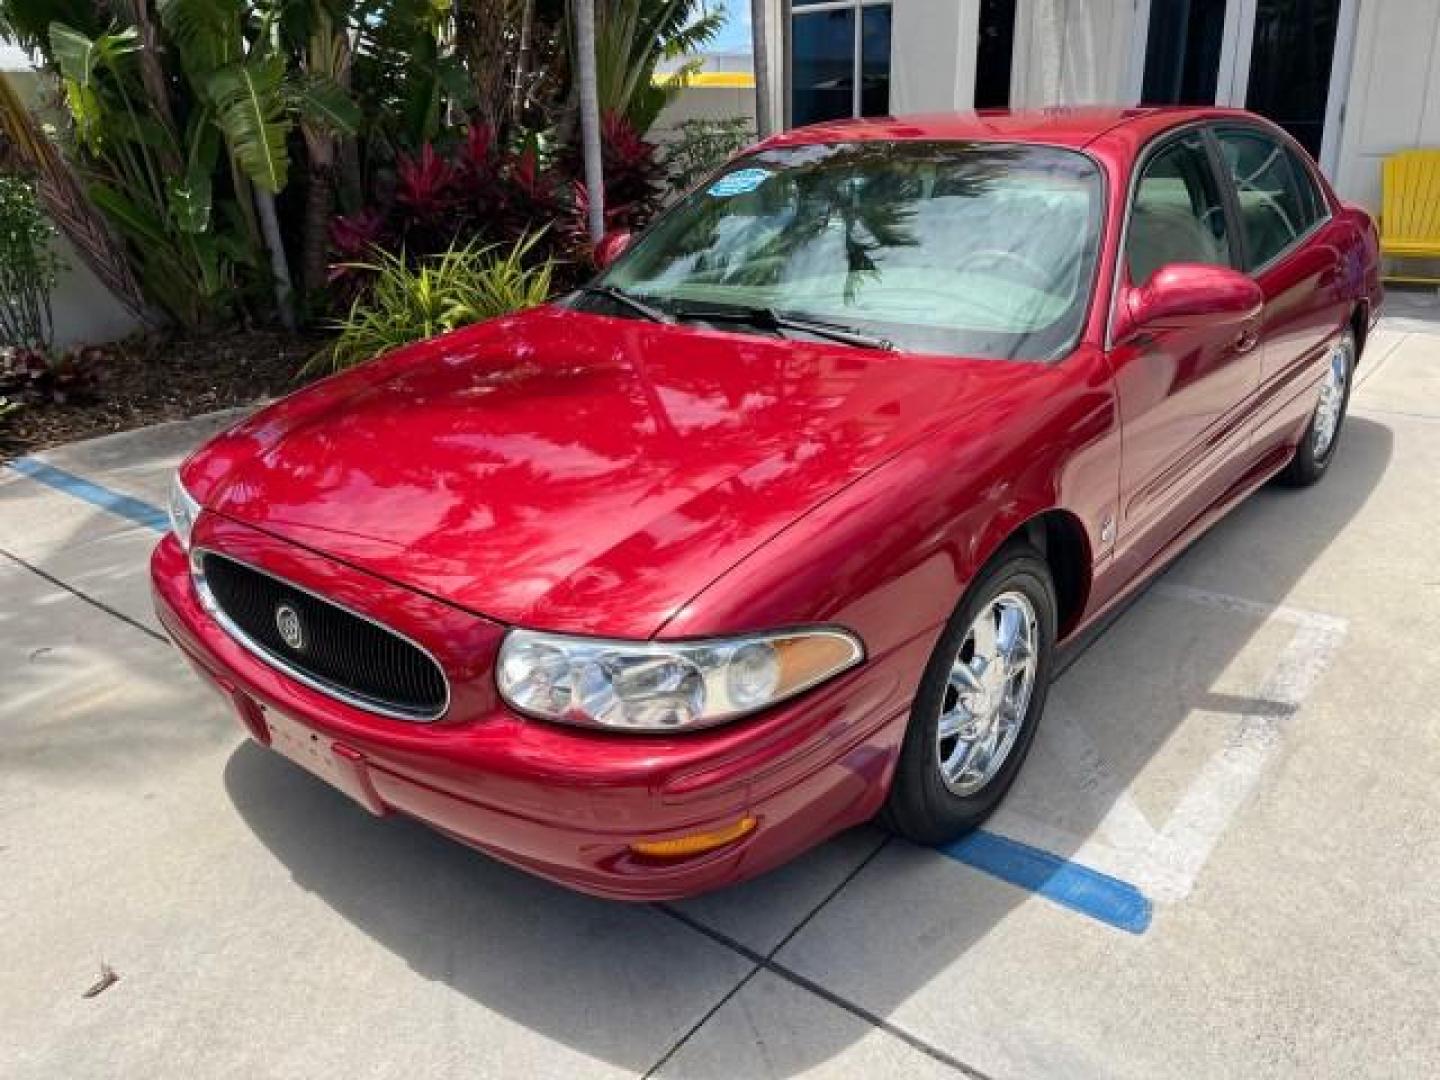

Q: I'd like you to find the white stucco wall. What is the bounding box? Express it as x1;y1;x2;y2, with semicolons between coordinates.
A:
1334;0;1440;212
652;86;757;138
46;238;147;348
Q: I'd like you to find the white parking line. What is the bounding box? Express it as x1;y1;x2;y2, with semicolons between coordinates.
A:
990;583;1348;903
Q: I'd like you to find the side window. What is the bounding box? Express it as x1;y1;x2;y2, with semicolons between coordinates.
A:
1126;135;1233;285
1214;128;1324;268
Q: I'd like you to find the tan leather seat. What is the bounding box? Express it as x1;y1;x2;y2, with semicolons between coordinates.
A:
1127;203;1225;285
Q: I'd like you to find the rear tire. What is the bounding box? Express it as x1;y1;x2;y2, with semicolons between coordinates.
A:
1277;328;1355;488
881;543;1057;846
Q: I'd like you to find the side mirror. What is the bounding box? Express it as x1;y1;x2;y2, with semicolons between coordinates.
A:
1118;263;1263;341
593;230;633;270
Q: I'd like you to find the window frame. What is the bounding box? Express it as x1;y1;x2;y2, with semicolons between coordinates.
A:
1106;120;1245;350
787;0;894;126
1208;122;1333;276
1123;129;1241;286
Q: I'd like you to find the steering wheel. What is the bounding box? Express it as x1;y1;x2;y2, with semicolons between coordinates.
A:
953;248;1053;289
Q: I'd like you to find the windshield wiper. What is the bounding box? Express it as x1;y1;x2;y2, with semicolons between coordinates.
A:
577;284;672;324
669;303;895;351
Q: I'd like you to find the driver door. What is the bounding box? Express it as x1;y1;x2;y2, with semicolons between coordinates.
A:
1106;130;1261;578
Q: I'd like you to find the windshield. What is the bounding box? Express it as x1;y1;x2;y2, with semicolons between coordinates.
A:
595;141;1104;360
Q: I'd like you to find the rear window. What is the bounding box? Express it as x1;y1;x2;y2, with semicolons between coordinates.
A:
1214;127;1327;268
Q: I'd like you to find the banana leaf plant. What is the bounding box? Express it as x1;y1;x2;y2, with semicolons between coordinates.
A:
5;0;365;328
47;19;245;327
160;0;360;328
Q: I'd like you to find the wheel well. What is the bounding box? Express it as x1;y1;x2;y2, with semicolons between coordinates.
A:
1019;510;1091;638
1350;302;1369;361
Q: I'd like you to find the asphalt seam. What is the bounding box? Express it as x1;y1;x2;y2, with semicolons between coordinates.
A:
643;834;994;1080
0;545;168;645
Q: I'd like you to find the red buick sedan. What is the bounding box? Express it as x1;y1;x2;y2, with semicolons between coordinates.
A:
152;107;1381;899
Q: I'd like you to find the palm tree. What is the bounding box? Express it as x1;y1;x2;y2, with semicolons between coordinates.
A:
573;0;604;244
293;4;359;302
592;0;724;133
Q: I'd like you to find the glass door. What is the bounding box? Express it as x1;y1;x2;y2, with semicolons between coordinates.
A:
1131;0;1354;171
1139;0;1229;107
789;0;893;127
1243;0;1343;159
974;0;1018;109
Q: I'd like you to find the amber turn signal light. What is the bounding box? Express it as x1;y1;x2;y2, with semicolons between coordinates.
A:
629;816;757;859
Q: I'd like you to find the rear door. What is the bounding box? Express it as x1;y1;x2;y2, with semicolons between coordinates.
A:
1105;128;1259;578
1209;124;1350;454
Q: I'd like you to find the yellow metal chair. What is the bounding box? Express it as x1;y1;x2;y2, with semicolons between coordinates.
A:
1380;149;1440;284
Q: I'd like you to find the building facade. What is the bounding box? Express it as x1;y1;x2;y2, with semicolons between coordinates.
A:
764;0;1440;211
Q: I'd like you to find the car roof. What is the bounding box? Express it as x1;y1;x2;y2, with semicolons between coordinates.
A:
758;106;1257;152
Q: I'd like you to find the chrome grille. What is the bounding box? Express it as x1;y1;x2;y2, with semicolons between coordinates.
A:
196;551;448;721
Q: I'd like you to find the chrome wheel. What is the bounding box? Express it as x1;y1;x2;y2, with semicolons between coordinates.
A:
1312;337;1351;459
936;590;1039;796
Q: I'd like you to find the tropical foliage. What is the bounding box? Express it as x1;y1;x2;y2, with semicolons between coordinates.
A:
593;0;723;132
0;0;728;336
0;174;61;351
329;108;663;300
310;234;554;373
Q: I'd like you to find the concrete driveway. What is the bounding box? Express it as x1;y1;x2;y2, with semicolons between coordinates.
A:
3;318;1439;1079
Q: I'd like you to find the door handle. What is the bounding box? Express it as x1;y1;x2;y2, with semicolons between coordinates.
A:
1234;325;1261;354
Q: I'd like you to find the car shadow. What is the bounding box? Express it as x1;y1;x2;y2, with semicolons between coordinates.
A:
222;414;1393;1075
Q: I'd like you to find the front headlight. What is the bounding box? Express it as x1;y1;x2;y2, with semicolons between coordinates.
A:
168;472;202;551
497;627;864;731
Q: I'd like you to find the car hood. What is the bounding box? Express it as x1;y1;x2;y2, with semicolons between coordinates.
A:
196;306;1034;637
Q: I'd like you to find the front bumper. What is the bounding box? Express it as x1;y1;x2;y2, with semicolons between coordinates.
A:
151;517;919;900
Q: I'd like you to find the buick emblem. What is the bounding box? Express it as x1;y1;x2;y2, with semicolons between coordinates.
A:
275;604;306;651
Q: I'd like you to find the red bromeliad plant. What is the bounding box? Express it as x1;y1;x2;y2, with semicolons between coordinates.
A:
328;114;664;300
597;111;664;229
560;113;664;260
395;145;461;252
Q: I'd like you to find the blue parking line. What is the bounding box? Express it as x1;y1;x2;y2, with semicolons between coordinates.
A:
6;457;169;534
943;830;1152;934
7;457;1154;933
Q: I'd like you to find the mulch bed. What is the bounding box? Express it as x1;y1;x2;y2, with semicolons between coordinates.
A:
1;330;325;461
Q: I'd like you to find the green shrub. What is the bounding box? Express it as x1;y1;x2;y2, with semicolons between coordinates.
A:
662;117;756;195
0;175;62;352
307;233;554;375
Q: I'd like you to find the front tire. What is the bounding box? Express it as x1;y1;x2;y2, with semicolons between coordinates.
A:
882;543;1057;846
1277;328;1355;487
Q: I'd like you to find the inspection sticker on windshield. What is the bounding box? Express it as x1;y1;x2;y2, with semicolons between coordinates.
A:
708;168;769;197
